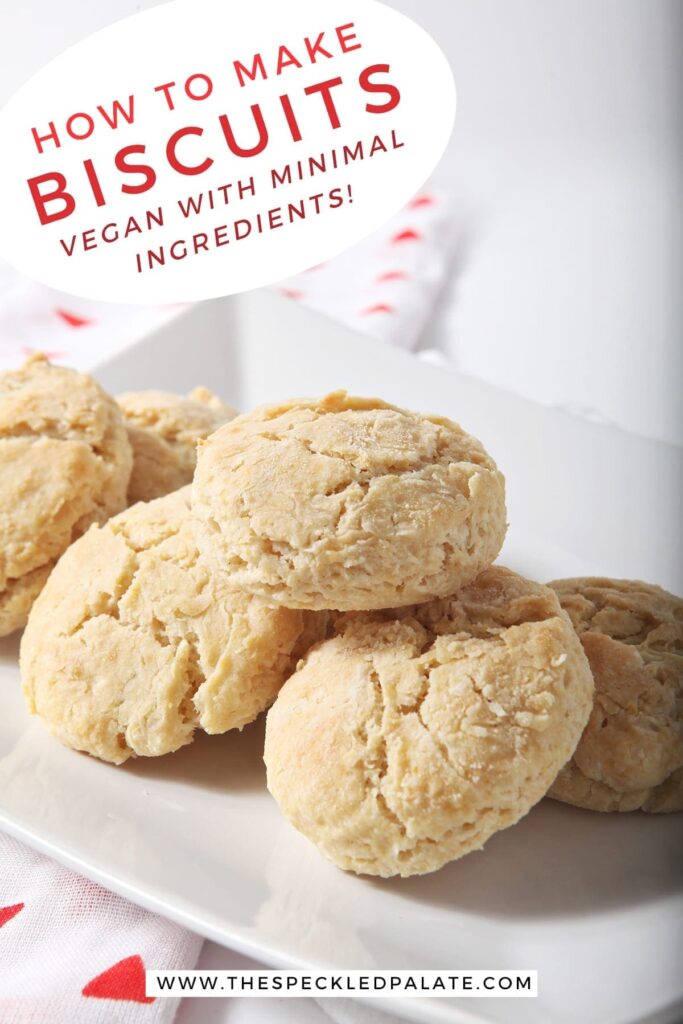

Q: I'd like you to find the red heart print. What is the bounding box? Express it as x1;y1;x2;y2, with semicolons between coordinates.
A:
82;954;155;1004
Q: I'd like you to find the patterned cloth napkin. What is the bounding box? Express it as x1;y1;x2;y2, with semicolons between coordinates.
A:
0;192;455;373
0;191;457;1023
0;832;201;1023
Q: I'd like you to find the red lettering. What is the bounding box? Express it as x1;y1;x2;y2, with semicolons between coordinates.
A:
66;112;95;140
276;46;303;74
115;145;157;194
280;94;302;142
269;207;283;229
59;235;77;256
96;96;135;129
234;55;266;87
166;127;214;175
170;239;188;260
235;219;251;240
185;74;213;100
359;64;401;114
154;81;177;110
83;159;106;206
304;77;343;129
337;23;362;53
218;107;268;157
27;172;76;225
31;122;60;154
304;33;334;62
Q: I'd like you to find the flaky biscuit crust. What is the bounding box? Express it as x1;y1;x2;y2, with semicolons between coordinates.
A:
117;388;236;504
265;566;594;876
21;488;322;765
548;577;683;812
192;391;507;610
0;355;132;636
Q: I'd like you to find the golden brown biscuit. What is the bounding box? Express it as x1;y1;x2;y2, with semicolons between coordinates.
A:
264;566;594;876
21;487;323;765
548;577;683;813
192;391;507;611
117;387;236;504
0;355;132;636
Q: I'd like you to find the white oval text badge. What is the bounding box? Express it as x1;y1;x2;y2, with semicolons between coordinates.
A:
0;0;455;302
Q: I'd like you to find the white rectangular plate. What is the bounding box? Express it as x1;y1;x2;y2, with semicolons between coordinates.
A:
1;292;682;1024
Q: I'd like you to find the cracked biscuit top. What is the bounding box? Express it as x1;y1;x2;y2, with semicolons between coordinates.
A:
0;354;132;637
548;577;683;813
117;387;236;504
192;391;507;611
20;487;323;764
264;566;594;876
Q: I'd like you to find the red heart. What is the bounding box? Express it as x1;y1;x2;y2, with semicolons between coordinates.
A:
0;903;24;928
390;228;422;244
82;954;155;1004
361;303;395;315
408;195;436;208
55;307;94;328
376;270;409;283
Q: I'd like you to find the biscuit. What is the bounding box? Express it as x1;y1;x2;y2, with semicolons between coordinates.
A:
21;487;323;765
547;577;683;813
192;391;507;611
0;355;132;637
117;387;236;504
264;566;594;876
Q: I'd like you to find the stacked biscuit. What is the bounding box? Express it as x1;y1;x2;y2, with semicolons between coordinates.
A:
3;356;681;879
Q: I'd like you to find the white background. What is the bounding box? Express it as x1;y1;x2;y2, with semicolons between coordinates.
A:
0;0;681;446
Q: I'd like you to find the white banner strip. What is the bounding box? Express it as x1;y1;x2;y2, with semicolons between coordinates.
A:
147;969;538;998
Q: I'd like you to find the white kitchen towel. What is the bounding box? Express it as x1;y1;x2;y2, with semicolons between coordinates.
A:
0;832;202;1023
0;190;455;373
277;191;457;350
0;190;456;1024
